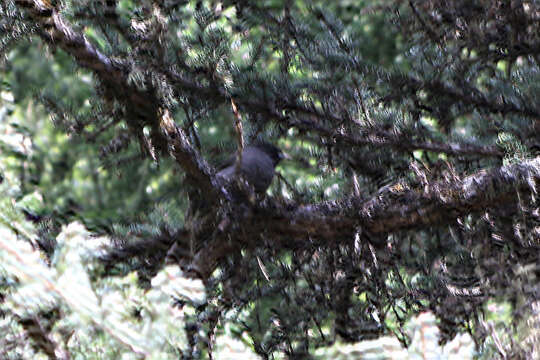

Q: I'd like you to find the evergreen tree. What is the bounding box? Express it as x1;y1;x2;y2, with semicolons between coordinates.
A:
0;0;539;358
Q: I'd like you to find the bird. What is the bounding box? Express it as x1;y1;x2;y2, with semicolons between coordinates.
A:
216;142;288;193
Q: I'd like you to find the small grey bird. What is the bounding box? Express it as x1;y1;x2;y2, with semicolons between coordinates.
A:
216;142;288;193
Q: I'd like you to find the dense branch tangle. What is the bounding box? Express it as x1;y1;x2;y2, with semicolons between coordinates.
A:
10;0;538;267
9;0;506;160
6;0;540;356
11;0;216;191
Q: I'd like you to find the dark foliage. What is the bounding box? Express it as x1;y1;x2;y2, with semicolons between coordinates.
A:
2;0;539;358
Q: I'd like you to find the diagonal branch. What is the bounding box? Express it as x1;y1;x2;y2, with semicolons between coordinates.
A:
17;313;70;360
13;0;216;192
289;116;503;157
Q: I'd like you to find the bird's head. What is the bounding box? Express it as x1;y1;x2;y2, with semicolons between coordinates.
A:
253;142;290;166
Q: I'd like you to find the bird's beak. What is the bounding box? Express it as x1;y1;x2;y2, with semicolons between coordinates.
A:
280;151;292;161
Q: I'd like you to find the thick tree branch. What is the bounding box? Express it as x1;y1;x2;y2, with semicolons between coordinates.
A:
270;158;538;238
189;158;539;278
18;313;69;360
